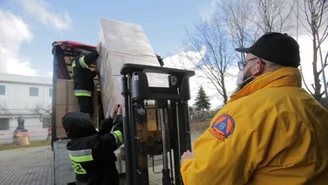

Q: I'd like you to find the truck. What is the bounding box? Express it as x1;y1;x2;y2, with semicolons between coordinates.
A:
51;41;102;185
51;40;195;185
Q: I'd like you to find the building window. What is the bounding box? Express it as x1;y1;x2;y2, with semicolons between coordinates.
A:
29;87;39;96
49;88;52;97
0;85;5;95
0;119;9;130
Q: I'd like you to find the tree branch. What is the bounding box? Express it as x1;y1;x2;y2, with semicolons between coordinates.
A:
0;105;14;117
31;104;52;124
300;64;315;96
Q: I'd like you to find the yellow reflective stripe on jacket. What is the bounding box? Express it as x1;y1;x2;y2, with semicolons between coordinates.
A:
68;149;93;162
74;92;92;97
71;161;87;175
79;56;89;68
68;149;92;175
74;90;92;97
113;130;123;143
69;154;93;162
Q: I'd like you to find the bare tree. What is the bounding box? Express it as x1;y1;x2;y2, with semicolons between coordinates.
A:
252;0;297;33
218;0;259;58
298;0;328;101
179;18;236;105
213;0;296;63
325;51;328;69
219;0;297;37
170;0;299;106
31;104;52;125
0;104;13;118
31;104;52;140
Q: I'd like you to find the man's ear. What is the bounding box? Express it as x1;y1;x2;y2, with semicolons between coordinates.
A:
253;60;265;76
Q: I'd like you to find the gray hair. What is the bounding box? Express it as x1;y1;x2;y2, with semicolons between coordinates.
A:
262;59;283;71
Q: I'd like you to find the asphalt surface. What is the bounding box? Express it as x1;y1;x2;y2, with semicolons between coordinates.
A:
0;146;53;185
0;133;202;185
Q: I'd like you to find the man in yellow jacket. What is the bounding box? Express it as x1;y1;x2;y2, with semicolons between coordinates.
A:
180;32;328;185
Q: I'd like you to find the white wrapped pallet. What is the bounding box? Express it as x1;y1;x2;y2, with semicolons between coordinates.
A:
97;19;168;117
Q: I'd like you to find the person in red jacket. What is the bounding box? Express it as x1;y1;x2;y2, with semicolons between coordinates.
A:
62;104;123;185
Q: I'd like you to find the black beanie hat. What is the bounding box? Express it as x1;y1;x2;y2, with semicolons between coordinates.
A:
236;32;300;67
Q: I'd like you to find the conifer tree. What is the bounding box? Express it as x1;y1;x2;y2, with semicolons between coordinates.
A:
194;85;211;111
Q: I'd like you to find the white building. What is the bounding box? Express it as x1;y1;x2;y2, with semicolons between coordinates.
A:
0;73;52;144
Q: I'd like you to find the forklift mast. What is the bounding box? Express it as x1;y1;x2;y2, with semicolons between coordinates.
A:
120;63;195;185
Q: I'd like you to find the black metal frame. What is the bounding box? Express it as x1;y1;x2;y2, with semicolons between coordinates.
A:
120;63;195;185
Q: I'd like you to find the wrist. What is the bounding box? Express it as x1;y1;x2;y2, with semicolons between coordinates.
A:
113;115;122;124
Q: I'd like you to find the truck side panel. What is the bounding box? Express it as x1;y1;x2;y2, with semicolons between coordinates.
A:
53;140;75;185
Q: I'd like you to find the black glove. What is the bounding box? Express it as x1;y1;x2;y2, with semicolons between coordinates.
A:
97;118;114;135
112;115;123;131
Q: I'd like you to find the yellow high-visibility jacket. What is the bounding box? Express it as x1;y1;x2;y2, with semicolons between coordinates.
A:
181;67;328;185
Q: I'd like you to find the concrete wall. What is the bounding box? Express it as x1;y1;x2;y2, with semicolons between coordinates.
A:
0;73;52;144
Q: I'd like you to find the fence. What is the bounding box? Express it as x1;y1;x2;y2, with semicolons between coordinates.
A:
189;109;220;121
0;128;50;144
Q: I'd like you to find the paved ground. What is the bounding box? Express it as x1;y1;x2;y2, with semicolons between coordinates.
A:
0;146;53;185
0;133;201;185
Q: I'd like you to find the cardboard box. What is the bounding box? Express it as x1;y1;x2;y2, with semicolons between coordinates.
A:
97;19;168;116
55;79;78;105
55;79;98;138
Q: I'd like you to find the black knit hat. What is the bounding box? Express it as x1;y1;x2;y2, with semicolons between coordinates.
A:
236;32;300;67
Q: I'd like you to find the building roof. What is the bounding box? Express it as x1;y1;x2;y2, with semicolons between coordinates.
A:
0;73;52;86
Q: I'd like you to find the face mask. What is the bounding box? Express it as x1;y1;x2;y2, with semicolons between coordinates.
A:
236;70;244;87
236;62;256;87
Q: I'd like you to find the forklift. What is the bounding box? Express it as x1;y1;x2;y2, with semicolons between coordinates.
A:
120;63;194;185
51;40;195;185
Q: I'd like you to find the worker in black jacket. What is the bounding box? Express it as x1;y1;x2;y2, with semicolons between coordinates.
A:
72;44;101;117
62;104;123;185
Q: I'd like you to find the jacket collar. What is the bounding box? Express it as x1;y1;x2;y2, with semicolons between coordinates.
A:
229;67;302;102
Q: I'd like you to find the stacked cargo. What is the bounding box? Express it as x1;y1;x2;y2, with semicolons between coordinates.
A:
96;19;168;118
55;79;98;138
